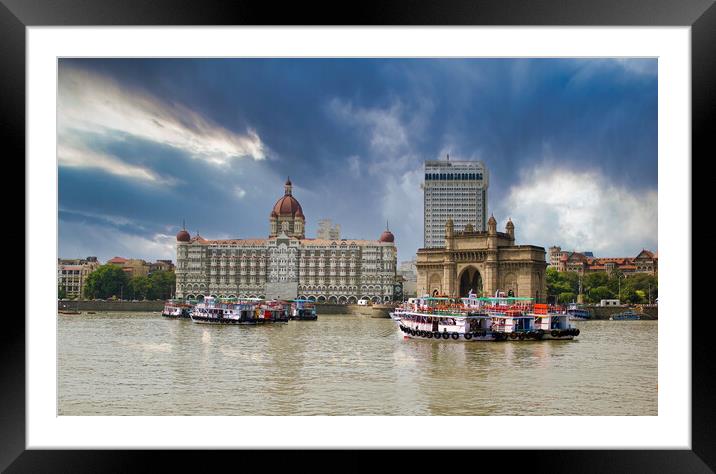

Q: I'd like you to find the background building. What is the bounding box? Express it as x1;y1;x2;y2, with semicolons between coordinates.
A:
417;215;547;300
423;157;489;248
548;246;593;268
317;219;341;240
106;257;151;278
398;258;417;297
149;259;175;274
105;257;175;277
175;179;399;303
556;250;657;276
57;256;100;299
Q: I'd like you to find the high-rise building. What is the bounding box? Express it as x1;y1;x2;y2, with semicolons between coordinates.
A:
317;219;341;240
423;157;489;248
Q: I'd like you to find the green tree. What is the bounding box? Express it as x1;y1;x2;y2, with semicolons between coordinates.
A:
58;286;66;300
621;287;640;304
635;290;646;303
547;268;580;300
128;276;151;300
623;273;658;303
587;285;613;303
583;272;609;294
146;270;176;300
558;292;577;304
84;264;130;299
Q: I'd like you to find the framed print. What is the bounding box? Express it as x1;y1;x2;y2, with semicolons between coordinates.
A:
7;0;712;470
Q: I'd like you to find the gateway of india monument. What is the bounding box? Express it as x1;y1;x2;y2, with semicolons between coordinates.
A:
416;216;547;300
175;179;398;303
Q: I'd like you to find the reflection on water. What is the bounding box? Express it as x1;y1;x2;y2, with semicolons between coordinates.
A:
58;313;657;416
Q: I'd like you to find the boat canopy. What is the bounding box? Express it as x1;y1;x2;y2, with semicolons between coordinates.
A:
478;296;534;302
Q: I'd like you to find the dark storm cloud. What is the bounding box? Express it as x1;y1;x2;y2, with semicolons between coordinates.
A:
58;58;657;261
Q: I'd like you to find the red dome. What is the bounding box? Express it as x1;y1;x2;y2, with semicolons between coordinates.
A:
272;195;304;217
176;229;191;242
379;230;395;243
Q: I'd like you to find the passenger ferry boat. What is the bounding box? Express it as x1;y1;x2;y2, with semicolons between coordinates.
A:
610;310;641;321
392;295;499;341
481;294;580;340
566;302;591;321
290;299;318;320
190;296;262;325
256;300;290;322
391;291;580;341
161;300;192;318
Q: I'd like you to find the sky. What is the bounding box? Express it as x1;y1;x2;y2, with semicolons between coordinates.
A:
58;58;658;263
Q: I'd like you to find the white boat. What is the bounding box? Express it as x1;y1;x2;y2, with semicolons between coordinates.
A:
392;295;500;341
190;296;262;325
481;295;580;341
161;300;192;318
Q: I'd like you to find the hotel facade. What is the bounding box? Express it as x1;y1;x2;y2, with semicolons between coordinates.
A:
175;179;399;303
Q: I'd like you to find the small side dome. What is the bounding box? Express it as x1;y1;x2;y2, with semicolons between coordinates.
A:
379;230;395;243
506;218;514;228
488;214;497;226
176;229;191;242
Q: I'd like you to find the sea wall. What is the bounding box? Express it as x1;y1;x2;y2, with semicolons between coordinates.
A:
585;305;658;320
58;300;165;312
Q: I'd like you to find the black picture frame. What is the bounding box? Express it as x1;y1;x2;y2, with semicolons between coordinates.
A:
6;0;710;470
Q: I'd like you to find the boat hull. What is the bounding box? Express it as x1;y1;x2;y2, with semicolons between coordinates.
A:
190;315;257;325
539;334;576;340
397;324;500;342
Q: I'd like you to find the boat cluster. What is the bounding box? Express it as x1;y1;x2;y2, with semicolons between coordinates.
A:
390;292;582;342
161;296;317;325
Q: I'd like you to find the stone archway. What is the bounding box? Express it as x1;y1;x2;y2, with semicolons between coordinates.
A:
458;266;483;297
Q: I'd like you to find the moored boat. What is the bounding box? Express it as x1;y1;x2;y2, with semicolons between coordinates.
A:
610;310;640;321
255;300;290;323
483;296;579;341
290;299;317;320
161;300;192;318
190;296;261;325
566;302;591;321
392;295;501;342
